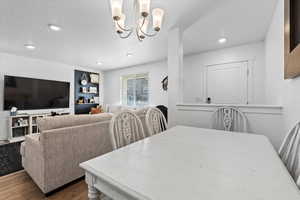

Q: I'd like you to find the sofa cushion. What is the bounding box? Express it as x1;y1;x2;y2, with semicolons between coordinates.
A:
37;113;113;132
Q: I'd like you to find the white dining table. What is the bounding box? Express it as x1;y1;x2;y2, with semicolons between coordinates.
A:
80;126;300;200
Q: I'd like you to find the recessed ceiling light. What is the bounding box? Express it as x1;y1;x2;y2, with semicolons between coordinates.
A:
127;52;133;57
96;61;103;65
24;44;36;50
48;24;62;31
218;37;227;44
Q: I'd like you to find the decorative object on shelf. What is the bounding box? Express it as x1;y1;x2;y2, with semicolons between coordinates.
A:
89;97;95;104
13;122;19;127
17;118;28;127
90;73;99;84
89;87;98;94
77;97;85;104
81;87;88;93
161;76;168;91
110;0;165;42
90;105;103;114
80;73;88;86
10;107;18;116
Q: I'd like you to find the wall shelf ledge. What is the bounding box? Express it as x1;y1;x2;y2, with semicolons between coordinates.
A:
176;103;283;115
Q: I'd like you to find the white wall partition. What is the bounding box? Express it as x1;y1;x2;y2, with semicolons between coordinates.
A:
0;52;101;140
168;28;184;127
176;104;283;149
183;42;266;104
166;21;285;149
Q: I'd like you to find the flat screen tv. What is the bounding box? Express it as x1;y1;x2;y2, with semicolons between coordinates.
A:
4;75;70;110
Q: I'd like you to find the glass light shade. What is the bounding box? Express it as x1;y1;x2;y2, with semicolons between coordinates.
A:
139;0;151;16
152;8;164;31
138;18;149;38
111;0;123;20
115;14;126;33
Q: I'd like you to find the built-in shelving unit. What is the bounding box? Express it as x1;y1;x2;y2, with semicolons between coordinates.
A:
74;70;100;114
8;112;70;142
8;114;47;142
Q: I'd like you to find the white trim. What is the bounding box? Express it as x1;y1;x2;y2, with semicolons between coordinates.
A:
176;103;283;115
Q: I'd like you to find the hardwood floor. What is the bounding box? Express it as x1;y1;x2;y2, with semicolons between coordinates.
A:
0;171;88;200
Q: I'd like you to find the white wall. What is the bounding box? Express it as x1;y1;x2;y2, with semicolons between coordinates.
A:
169;39;285;149
103;60;168;106
166;33;284;149
265;0;285;106
0;52;102;140
265;0;300;135
183;42;266;104
165;10;286;149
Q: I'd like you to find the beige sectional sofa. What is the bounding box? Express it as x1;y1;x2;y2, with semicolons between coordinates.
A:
20;113;114;193
20;108;149;194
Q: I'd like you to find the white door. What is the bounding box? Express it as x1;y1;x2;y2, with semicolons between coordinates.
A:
205;61;248;104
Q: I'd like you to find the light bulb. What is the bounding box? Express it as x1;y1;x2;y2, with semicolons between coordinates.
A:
110;0;123;21
152;8;164;32
139;0;151;17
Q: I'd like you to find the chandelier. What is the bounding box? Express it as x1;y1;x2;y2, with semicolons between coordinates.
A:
110;0;165;41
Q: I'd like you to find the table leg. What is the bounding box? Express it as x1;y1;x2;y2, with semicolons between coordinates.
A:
88;185;99;200
85;172;99;200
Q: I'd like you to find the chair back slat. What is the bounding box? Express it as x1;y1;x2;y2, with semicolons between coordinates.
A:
279;122;300;187
211;107;247;133
110;110;145;150
146;107;168;136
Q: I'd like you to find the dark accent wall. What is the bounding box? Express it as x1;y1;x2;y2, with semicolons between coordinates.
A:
74;70;100;114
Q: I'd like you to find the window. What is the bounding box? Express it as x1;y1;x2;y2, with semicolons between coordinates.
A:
121;73;149;106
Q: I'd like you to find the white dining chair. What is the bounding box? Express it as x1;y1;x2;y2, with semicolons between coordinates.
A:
211;107;248;132
146;107;168;136
279;122;300;187
109;110;146;150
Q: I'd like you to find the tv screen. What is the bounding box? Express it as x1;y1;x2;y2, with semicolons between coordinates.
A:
4;75;70;110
